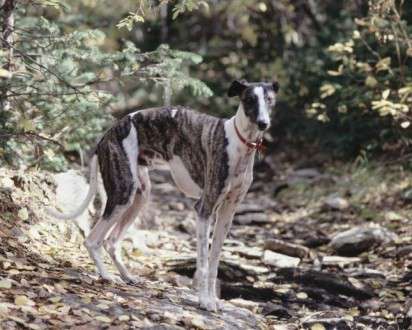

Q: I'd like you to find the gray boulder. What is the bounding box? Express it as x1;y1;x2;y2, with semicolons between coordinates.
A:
330;224;397;256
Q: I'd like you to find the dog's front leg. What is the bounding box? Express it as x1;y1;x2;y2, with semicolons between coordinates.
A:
195;214;213;310
208;200;236;311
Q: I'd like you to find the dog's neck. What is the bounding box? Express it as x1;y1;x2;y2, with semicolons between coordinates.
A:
233;104;263;142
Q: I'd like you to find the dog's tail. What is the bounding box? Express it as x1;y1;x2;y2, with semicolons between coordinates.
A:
47;154;99;221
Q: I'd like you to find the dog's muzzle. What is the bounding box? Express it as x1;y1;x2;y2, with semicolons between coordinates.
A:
257;121;269;131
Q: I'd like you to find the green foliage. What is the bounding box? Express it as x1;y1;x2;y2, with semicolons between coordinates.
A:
0;1;212;169
2;0;412;168
305;1;412;155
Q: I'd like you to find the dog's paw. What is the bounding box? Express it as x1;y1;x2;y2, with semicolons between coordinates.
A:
121;274;142;286
97;273;122;284
199;297;218;312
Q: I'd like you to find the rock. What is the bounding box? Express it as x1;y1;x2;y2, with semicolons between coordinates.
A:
262;250;300;268
0;176;14;191
397;245;412;258
324;195;349;210
229;298;259;312
304;234;331;248
261;302;291;319
237;263;270;275
402;187;412;201
52;170;93;236
234;203;269;225
169;202;185;211
322;256;361;267
225;245;263;259
264;239;310;258
177;216;196;234
292;168;321;179
234;213;269;225
384;211;405;222
330;224;397;256
17;208;29;221
303;317;353;330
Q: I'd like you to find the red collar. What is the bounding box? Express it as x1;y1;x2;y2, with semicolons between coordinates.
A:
233;119;264;152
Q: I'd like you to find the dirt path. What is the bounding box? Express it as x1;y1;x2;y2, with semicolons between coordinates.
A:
0;159;412;329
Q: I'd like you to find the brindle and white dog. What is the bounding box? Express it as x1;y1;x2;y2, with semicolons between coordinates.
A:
50;79;279;312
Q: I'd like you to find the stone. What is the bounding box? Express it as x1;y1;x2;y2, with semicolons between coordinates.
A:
229;298;259;312
234;213;269;225
322;256;361;267
262;302;291;319
17;208;29;221
324;195;349;210
169;202;185;211
264;239;310;258
52;170;93;236
330;224;397;256
262;250;300;268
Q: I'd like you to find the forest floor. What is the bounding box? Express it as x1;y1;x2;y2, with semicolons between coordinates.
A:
0;150;412;329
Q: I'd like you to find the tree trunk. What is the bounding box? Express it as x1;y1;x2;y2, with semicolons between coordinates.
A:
1;0;16;113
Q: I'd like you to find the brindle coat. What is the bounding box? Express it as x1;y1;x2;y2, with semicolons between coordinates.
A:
49;80;279;312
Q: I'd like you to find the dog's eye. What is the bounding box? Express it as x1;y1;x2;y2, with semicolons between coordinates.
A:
266;95;275;104
244;96;255;104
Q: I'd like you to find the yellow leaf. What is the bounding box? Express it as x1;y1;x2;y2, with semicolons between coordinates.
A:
0;68;12;79
96;303;109;310
376;57;391;72
18;208;29;221
297;292;308;299
311;323;326;330
15;295;35;306
0;279;12;289
241;26;258;47
258;2;267;12
95;315;112;323
0;303;9;315
20;119;35;132
382;89;390;100
320;83;336;98
49;296;61;303
118;315;130;321
365;76;378;87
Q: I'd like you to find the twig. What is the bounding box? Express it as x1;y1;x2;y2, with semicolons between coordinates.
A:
0;131;64;149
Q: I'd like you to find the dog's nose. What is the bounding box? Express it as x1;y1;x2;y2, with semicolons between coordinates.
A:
257;121;268;131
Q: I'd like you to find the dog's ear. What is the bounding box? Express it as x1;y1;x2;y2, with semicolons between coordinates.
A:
228;80;247;97
272;81;280;93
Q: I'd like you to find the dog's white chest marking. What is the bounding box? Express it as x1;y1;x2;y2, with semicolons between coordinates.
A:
224;119;254;194
169;156;202;198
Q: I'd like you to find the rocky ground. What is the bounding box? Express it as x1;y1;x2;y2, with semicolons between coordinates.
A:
0;152;412;329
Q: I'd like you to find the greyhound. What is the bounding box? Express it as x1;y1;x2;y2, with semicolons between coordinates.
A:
49;79;279;312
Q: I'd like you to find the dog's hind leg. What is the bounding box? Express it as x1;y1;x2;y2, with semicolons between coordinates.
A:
84;194;135;282
103;167;151;285
84;121;139;282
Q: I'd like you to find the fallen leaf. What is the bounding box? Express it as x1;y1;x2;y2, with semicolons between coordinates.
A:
311;323;326;330
0;279;12;289
15;295;35;306
49;296;61;303
118;315;130;321
297;292;308;299
95;315;112;323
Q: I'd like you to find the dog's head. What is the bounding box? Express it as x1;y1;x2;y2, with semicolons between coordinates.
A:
228;80;279;131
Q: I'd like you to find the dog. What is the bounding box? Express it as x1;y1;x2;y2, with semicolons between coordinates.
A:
49;79;279;312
